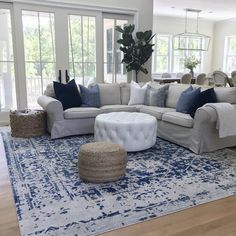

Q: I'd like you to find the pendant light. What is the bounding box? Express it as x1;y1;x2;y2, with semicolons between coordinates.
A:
173;8;211;51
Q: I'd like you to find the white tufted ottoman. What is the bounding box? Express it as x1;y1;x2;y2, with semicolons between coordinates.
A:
94;112;157;152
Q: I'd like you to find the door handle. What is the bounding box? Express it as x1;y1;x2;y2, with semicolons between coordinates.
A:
58;70;62;83
65;70;70;83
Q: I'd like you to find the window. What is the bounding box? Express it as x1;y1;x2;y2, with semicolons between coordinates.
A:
173;37;203;73
68;15;96;86
224;36;236;72
0;8;16;111
152;34;203;74
22;11;56;108
103;17;130;83
152;35;171;73
0;4;135;117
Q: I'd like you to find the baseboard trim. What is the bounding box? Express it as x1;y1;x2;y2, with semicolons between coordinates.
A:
0;121;10;127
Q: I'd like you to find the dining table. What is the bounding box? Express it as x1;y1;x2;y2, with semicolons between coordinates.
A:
152;77;196;84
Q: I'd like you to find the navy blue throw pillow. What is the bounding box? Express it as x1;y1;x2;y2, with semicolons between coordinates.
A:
176;86;201;114
79;84;101;108
189;88;217;118
53;79;82;110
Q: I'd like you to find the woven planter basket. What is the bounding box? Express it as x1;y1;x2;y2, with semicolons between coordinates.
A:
10;110;46;138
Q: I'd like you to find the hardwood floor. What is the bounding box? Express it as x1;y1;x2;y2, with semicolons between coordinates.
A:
1;135;236;236
0;136;20;236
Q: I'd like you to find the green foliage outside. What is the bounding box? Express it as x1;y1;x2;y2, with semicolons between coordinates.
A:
23;15;96;81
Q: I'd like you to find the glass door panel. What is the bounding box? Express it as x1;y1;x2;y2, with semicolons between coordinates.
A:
22;10;56;108
68;15;96;86
104;19;114;83
0;8;16;111
103;16;131;83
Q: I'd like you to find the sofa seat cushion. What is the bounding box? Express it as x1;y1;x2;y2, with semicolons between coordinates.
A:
100;105;137;113
162;112;193;128
140;106;175;120
130;104;144;111
64;107;102;119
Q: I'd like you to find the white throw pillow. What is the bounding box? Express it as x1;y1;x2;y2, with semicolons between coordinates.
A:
128;81;150;105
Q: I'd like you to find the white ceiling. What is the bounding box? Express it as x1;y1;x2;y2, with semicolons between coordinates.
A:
154;0;236;21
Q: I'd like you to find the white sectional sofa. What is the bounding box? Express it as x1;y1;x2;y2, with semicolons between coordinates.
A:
38;82;236;154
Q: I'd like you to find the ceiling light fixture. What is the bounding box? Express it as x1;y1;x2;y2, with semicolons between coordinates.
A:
173;8;211;51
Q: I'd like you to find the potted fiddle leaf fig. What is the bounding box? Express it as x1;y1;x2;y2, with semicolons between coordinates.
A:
115;24;155;82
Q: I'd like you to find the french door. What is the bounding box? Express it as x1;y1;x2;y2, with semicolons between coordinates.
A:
15;4;102;108
0;3;16;123
0;3;134;115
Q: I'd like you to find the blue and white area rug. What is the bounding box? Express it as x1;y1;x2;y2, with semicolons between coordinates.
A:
1;129;236;236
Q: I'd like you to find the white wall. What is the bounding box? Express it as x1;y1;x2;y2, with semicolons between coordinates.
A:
153;15;215;74
212;19;236;71
30;0;153;31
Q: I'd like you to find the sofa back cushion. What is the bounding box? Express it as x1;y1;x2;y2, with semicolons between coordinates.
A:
120;83;130;105
166;84;190;108
214;87;236;104
96;83;121;106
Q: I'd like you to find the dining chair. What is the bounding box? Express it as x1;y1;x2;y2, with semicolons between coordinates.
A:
212;71;228;87
180;73;192;84
231;71;236;86
161;73;171;78
196;73;207;85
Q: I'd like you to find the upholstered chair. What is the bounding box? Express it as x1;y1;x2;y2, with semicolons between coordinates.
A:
161;73;171;78
231;71;236;86
212;71;228;87
196;73;207;85
180;73;192;84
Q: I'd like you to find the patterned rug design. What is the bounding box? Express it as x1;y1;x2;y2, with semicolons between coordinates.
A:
1;130;236;236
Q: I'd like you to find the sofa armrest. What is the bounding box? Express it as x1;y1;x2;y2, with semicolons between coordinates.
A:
193;106;217;128
38;95;64;121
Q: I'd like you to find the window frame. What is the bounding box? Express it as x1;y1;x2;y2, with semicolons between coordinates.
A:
21;10;57;108
223;35;236;72
152;33;204;75
172;37;204;73
0;2;18;123
152;34;172;74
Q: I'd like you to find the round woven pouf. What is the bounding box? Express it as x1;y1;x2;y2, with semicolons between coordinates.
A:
78;142;127;183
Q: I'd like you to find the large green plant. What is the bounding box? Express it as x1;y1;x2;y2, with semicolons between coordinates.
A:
115;24;155;82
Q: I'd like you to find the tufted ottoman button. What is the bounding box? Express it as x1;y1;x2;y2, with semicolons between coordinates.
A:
94;112;157;152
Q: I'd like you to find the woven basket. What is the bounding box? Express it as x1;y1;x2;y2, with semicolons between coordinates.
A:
10;110;46;138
